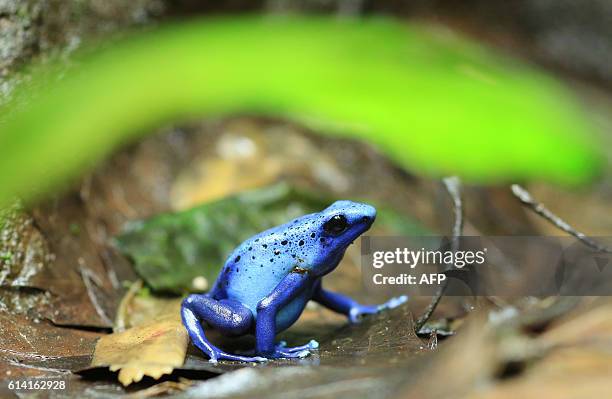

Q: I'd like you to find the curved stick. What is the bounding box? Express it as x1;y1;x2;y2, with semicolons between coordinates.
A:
511;184;611;254
415;176;464;333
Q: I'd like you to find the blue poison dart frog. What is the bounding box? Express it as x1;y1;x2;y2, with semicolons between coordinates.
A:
181;200;408;362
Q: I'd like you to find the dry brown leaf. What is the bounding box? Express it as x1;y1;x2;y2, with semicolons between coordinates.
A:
91;298;187;386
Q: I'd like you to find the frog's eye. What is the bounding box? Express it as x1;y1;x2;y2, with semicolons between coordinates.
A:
323;214;348;236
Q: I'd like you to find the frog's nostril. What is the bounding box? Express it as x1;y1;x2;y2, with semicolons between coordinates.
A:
361;216;371;223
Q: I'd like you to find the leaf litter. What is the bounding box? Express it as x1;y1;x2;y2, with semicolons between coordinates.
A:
2;119;611;397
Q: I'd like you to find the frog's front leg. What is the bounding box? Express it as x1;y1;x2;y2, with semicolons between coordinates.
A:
255;269;315;359
312;280;408;323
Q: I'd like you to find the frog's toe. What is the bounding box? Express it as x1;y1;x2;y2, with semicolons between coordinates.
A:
294;349;311;358
383;295;409;310
349;305;378;323
271;348;313;359
276;339;319;353
214;351;269;363
306;339;320;349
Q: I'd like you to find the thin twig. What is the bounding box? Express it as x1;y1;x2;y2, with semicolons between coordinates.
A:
511;184;611;254
114;279;143;333
415;176;464;333
445;176;464;253
80;266;113;326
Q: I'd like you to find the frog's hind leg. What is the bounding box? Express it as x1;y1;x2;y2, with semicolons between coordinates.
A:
181;294;267;363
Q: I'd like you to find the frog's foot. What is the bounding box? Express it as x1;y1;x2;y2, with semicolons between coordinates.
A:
185;327;268;363
267;348;312;359
241;339;319;359
349;295;409;323
275;339;319;353
211;351;268;364
379;295;409;310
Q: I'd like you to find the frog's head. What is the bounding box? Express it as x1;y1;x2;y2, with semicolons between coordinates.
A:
311;200;376;272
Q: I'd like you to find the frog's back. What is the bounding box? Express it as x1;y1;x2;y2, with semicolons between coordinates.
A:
211;213;323;313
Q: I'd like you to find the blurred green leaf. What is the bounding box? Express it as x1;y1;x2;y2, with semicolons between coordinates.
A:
0;16;603;206
115;183;425;294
